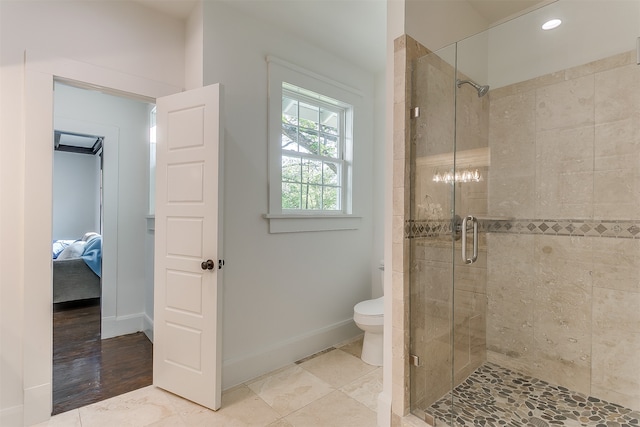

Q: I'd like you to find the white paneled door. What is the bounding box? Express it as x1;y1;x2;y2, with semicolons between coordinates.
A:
153;84;223;410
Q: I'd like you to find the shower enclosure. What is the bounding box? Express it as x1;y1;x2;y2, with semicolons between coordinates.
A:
408;1;640;425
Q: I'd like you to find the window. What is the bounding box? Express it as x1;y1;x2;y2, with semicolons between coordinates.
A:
281;84;348;212
266;57;362;233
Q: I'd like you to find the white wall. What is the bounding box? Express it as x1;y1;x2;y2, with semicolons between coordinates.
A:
372;71;387;299
0;1;185;88
185;1;204;90
52;151;100;240
0;1;184;424
202;1;376;389
405;0;488;52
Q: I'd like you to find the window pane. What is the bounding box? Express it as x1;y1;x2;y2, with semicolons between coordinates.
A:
323;186;339;210
282;124;298;151
302;159;322;185
302;184;322;210
282;156;301;182
321;124;339;135
299;102;319;130
323;162;339;185
282;96;298;125
282;182;301;209
320;133;338;158
298;128;318;154
320;109;338;134
278;83;351;214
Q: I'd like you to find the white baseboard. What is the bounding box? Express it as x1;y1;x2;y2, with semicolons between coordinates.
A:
0;404;23;427
24;382;51;426
222;318;361;390
101;312;144;339
143;313;154;343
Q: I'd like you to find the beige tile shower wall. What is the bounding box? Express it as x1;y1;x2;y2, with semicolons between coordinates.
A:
392;35;430;422
486;50;640;411
392;35;410;424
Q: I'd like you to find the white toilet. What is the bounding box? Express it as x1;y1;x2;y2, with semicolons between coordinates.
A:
353;263;384;366
353;296;384;366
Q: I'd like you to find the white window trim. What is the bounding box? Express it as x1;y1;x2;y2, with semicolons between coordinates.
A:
265;56;363;233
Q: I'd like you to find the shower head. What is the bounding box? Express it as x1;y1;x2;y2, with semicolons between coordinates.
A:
456;79;490;98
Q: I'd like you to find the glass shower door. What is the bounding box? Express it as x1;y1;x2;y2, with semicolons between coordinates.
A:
408;43;458;425
449;31;491;426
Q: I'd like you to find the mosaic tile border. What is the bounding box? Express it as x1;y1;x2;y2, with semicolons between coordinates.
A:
485;219;640;239
405;219;456;238
425;362;640;427
405;219;640;240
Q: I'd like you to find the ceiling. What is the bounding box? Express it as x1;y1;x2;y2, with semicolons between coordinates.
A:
467;0;548;24
134;0;197;19
133;0;549;72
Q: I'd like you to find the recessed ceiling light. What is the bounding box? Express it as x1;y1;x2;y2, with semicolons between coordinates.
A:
542;19;562;30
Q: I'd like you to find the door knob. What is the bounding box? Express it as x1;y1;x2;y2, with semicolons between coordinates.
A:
201;259;215;270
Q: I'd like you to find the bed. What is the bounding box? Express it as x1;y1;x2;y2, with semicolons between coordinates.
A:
52;233;102;304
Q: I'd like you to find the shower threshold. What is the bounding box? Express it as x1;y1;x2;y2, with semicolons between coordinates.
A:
425;363;640;427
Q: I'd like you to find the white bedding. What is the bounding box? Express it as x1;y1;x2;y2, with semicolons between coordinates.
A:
56;240;87;259
52;232;99;259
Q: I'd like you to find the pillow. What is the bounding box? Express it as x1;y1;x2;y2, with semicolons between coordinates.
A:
82;232;99;241
56;241;87;260
52;240;71;259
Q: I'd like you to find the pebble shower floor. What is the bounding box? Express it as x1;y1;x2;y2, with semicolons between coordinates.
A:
427;363;640;427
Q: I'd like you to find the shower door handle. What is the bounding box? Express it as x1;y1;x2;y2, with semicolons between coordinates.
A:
461;215;478;264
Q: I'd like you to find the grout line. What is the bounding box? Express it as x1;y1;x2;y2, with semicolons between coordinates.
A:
294;346;336;364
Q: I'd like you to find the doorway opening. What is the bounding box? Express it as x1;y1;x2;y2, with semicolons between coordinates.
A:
51;81;156;414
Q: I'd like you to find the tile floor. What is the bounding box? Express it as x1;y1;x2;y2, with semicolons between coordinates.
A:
35;336;381;427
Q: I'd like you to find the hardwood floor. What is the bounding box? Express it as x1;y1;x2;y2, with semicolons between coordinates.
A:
52;299;153;415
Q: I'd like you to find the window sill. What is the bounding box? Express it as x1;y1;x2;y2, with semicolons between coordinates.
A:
263;214;361;233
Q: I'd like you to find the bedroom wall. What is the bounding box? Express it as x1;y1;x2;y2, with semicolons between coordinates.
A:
54;82;152;339
0;1;185;424
52;151;100;241
202;1;377;389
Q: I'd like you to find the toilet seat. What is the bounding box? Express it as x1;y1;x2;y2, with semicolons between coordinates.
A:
354;297;384;326
354;296;383;315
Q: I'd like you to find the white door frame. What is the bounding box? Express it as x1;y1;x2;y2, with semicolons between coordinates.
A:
23;49;180;425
